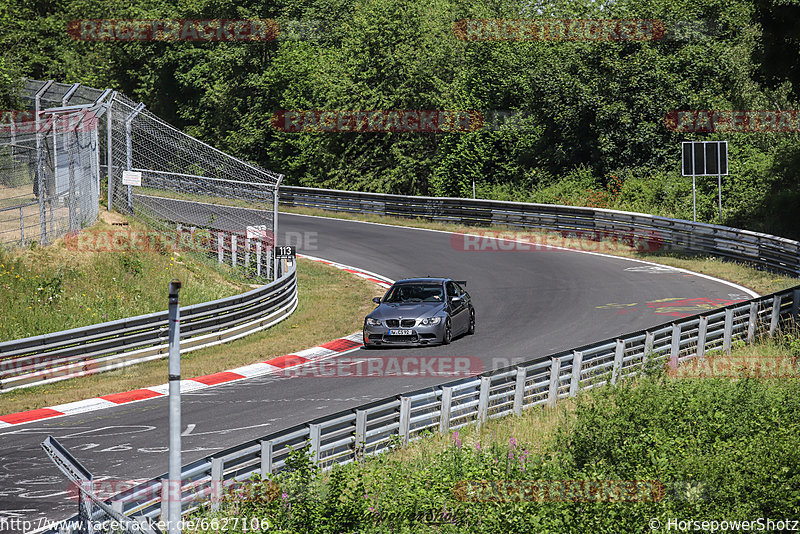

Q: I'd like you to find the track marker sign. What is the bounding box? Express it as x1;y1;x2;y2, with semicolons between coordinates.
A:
681;141;728;221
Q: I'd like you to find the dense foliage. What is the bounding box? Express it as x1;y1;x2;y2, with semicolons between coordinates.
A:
195;369;800;533
2;0;800;235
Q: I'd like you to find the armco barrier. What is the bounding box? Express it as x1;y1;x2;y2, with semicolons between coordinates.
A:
0;266;297;391
279;186;800;276
55;283;799;532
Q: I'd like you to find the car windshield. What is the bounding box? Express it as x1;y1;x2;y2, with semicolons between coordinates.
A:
383;283;444;303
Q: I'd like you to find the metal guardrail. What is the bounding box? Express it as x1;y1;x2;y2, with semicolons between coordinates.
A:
0;266;297;391
279;186;800;277
61;283;797;530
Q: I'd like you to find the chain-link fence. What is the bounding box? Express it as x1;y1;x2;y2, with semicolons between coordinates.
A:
7;80;283;279
1;82;103;246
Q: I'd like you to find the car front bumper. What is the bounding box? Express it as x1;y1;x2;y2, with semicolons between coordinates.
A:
362;322;446;346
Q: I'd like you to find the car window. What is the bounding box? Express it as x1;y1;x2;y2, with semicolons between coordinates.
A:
446;281;459;298
384;283;444;303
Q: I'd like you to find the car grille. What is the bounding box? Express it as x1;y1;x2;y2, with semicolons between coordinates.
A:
385;319;417;328
383;334;417;343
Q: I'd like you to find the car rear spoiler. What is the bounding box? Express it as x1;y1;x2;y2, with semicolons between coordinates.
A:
454;280;467;286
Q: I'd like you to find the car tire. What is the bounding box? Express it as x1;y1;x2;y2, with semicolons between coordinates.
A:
467;308;475;335
442;318;452;345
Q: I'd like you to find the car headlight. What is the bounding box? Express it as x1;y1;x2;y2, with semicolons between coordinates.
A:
366;317;382;326
420;317;441;326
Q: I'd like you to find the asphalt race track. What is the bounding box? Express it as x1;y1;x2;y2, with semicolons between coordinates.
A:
0;212;756;528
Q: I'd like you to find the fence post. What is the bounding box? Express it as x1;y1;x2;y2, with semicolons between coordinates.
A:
439;387;453;435
256;241;262;277
611;340;624;385
399;397;410;446
245;237;251;271
792;289;800;324
260;440;273;478
693;315;707;359
569;351;583;396
309;423;321;464
19;206;24;246
477;376;490;424
355;410;367;461
124;103;144;214
68;126;77;231
513;367;526;414
642;331;654;370
231;234;237;267
547;357;561;407
210;458;223;512
217;232;224;263
723;308;734;355
670;323;681;370
747;302;758;342
769;296;782;337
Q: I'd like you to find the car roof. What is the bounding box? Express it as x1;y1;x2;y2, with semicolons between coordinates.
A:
393;278;450;285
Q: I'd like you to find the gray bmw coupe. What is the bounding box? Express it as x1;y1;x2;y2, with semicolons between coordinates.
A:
363;278;475;348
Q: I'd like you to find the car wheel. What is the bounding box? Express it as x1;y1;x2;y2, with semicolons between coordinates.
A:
442;318;452;345
467;308;475;335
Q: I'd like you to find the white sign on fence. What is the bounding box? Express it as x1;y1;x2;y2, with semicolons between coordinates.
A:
122;171;142;186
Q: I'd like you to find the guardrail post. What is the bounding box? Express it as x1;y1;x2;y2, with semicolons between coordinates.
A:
477;376;490;424
231;234;237;267
217;232;224;263
260;440;273;477
769;296;782;338
310;423;321;464
159;478;169;523
642;331;654;369
355;410;367;461
439;387;453;435
547;357;561;407
697;316;708;359
723;308;734;355
747;302;758;342
792;289;800;324
210;457;223;512
670;323;681;370
569;351;583;396
513;367;526;414
611;340;624;385
399;397;411;446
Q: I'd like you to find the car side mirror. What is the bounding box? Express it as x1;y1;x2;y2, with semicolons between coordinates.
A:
450;296;462;305
372;297;382;304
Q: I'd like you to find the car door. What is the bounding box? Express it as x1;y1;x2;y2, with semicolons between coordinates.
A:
446;281;467;334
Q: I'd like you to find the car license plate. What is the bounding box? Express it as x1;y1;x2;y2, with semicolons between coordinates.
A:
388;329;413;336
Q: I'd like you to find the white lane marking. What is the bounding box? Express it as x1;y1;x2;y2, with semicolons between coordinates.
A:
181;424;196;436
282;211;761;298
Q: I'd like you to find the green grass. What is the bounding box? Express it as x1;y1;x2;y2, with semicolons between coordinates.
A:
0;215;253;341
